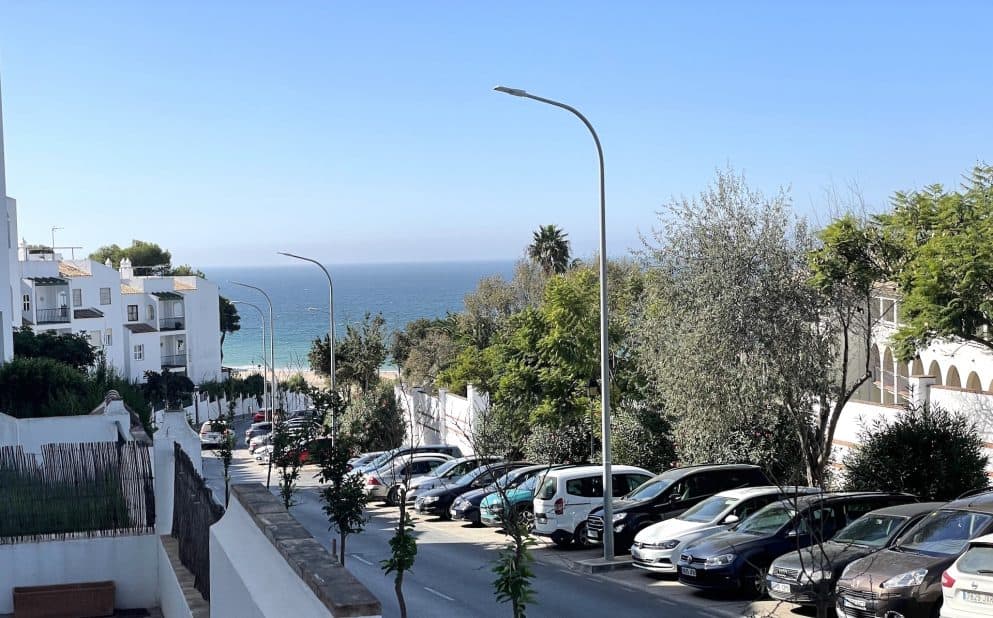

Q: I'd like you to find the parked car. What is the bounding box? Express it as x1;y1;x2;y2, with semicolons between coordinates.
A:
245;421;272;444
252;410;267;423
415;462;531;519
587;463;772;551
533;465;654;548
402;456;504;504
364;453;453;501
255;444;272;465
767;501;941;607
479;465;576;531
836;492;993;618
631;486;821;573
450;464;546;525
941;532;993;617
199;421;231;449
347;451;385;471
276;436;333;466
247;433;271;454
353;444;464;477
677;492;916;595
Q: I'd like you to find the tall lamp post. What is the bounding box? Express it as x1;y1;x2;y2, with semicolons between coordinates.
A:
231;300;271;413
494;86;614;560
229;282;277;423
277;252;337;431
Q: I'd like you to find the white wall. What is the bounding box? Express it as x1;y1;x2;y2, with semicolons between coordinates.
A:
125;330;162;383
157;539;194;618
0;534;159;614
153;410;202;535
395;385;487;455
0;412;124;454
209;495;335;618
183;278;222;384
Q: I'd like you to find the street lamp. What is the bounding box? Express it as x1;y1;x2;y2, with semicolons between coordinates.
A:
231;300;272;413
229;282;277;424
277;251;337;431
494;85;615;560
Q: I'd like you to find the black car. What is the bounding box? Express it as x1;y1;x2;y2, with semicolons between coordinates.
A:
586;464;771;552
835;491;993;618
450;464;544;525
766;501;942;606
677;492;915;595
415;461;530;519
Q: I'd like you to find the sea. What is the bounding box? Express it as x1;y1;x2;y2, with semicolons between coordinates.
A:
209;261;516;371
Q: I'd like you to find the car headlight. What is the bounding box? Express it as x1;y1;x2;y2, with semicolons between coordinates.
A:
454;498;466;507
704;553;735;568
641;540;680;550
612;513;628;523
804;570;832;583
881;568;927;589
422;496;439;504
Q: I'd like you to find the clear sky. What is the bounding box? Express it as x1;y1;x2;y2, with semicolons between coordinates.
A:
1;2;991;267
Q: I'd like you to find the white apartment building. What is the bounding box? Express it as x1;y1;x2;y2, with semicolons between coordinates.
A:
0;83;14;364
18;251;222;384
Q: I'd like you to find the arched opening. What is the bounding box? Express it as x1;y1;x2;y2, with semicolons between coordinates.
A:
947;366;962;388
928;360;943;385
966;371;983;392
911;357;924;376
881;348;895;404
858;344;882;402
896;359;910;403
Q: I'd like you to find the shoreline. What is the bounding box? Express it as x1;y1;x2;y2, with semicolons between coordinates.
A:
228;366;400;385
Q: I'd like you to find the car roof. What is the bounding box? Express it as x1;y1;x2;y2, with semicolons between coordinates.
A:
658;463;763;480
546;465;652;479
968;533;993;547
783;491;914;509
944;490;993;513
865;502;944;518
714;485;821;500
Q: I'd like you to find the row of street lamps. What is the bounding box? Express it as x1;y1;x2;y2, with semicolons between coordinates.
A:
230;87;614;561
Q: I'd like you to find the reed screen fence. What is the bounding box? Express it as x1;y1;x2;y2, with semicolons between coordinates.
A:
172;442;224;601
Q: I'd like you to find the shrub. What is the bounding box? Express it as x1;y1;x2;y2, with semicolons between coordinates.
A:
0;357;91;417
340;383;405;452
843;403;989;500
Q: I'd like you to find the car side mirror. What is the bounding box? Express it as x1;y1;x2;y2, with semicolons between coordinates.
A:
723;514;739;525
786;528;798;538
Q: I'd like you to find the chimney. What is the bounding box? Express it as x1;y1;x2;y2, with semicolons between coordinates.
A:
120;257;133;280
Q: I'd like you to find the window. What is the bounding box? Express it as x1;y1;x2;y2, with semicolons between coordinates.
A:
22;294;30;312
147;304;155;320
133;344;144;361
99;287;111;305
72;289;82;307
733;495;779;521
104;329;113;346
566;476;604;498
127;305;138;322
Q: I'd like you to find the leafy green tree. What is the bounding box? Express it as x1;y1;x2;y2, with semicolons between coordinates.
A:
339;382;405;452
844;403;988;500
876;165;993;360
527;224;571;275
634;169;815;484
211;401;237;506
141;369;195;409
381;511;416;618
89;240;172;274
13;327;97;371
310;312;387;394
0;357;92;417
270;412;318;509
218;296;240;362
167;264;205;277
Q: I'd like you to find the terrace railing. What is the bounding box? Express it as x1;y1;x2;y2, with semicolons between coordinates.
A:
161;353;187;368
160;316;186;331
172;442;224;600
36;307;71;324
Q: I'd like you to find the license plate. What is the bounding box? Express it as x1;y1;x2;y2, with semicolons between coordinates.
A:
844;597;867;610
771;582;791;594
964;590;993;605
682;567;697;577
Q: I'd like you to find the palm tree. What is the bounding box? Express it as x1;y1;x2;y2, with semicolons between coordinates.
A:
527;225;571;275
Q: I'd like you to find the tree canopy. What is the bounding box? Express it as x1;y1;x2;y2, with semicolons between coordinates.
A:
13;327;97;371
527;224;571;275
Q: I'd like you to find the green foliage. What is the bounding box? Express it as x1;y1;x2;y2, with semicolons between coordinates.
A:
167;264;205;277
218;296;241;362
0;357;92;417
437;345;499;396
142;369;195;409
310;312;387;394
211;402;236;506
271;414;319;509
390;317;458;390
492;535;537;618
381;509;417;617
89;240;172;274
527;224;571;276
14;327;97;371
339;382;405;452
610;405;675;473
522;422;594;465
877;165;993;360
843;403;988;500
281;373;308;394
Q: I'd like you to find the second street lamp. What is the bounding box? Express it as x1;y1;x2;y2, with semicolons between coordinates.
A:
494;85;615;561
229;281;277;424
231;300;272;414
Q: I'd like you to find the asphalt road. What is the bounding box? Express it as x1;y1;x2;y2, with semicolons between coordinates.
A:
200;420;808;618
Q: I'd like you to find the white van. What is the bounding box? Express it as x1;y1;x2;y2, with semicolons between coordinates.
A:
533;465;653;547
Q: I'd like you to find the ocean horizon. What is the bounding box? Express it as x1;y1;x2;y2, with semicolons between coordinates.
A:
209;260;517;371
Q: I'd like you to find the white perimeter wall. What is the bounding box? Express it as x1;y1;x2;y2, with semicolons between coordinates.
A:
209;494;333;618
157;539;193;618
0;412;123;454
0;534;159;614
395;385;488;455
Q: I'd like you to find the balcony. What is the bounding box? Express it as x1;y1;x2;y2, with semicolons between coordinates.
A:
36;307;71;324
162;354;187;368
159;316;186;331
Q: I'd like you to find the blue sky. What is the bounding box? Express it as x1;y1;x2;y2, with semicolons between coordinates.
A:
1;2;991;267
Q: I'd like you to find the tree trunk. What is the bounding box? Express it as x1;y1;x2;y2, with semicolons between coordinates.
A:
339;533;346;565
395;573;407;618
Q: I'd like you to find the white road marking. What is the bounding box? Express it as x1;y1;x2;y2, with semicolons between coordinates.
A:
350;554;373;566
423;586;455;601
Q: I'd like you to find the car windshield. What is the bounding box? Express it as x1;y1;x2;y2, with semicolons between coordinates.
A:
832;514;906;549
456;465;493;486
626;477;675;502
896;509;993;557
737;502;795;535
681;496;739;523
368;448;399;469
430;458;465;478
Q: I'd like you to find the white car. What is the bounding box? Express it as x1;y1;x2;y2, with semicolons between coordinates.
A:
199;421;230;449
942;532;993;617
631;486;820;573
533;465;653;548
363;453;453;500
254;445;272;465
248;433;271;454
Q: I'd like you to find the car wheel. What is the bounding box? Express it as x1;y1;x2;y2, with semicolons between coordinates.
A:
516;508;535;533
574;522;592;548
552;534;574;548
744;564;768;597
385;486;399;507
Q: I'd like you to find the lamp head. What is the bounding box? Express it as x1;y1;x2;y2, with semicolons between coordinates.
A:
494;86;527;97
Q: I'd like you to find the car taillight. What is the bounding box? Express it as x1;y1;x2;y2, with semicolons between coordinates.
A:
554;498;564;515
366;477;380;486
942;571;955;588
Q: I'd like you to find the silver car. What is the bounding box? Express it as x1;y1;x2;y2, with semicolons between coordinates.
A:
363;453;453;501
